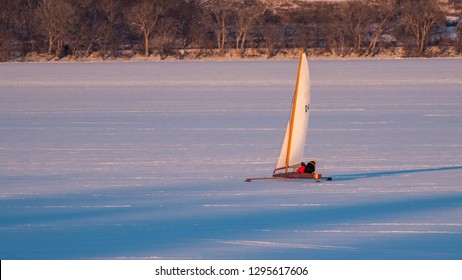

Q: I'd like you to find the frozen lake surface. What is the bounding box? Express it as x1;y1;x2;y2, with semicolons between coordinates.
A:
1;58;461;259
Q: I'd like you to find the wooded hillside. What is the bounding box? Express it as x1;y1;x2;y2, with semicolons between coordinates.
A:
1;0;461;61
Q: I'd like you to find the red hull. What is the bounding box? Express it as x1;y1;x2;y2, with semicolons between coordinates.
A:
273;172;322;179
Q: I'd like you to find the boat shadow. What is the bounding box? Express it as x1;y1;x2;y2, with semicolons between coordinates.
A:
331;166;462;181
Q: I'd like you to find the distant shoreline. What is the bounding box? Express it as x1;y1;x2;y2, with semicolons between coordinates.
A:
4;47;462;63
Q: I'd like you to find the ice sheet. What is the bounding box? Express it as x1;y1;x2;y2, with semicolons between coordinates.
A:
1;59;461;259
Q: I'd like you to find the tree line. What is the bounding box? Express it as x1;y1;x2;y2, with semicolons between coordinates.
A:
1;0;462;61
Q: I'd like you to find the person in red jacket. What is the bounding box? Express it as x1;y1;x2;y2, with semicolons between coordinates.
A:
296;162;306;173
297;160;316;173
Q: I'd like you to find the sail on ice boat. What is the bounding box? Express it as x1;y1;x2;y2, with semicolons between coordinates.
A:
246;50;329;182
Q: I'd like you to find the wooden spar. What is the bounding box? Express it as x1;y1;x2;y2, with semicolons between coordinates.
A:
284;49;305;172
246;173;332;182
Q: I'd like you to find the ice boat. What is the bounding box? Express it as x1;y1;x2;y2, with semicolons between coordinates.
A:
246;50;330;182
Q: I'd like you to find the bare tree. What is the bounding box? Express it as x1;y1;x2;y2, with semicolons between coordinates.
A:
262;22;284;58
127;0;164;57
36;0;78;56
400;0;444;55
155;17;180;59
366;0;396;56
73;0;104;57
200;0;234;53
345;1;371;55
99;0;123;57
232;0;265;55
326;4;353;56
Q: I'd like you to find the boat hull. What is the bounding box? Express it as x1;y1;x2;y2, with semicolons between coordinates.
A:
245;172;331;182
273;172;322;179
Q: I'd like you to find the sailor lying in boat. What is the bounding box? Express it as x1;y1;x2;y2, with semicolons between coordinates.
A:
297;160;316;174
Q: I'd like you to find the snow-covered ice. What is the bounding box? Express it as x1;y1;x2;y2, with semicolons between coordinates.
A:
0;58;461;259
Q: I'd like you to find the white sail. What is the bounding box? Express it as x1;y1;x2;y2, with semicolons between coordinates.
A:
275;51;310;172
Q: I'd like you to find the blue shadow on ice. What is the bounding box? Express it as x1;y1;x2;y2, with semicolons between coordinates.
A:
1;189;462;259
332;166;462;181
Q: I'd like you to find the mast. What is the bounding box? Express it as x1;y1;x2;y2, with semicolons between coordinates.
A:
284;50;305;172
